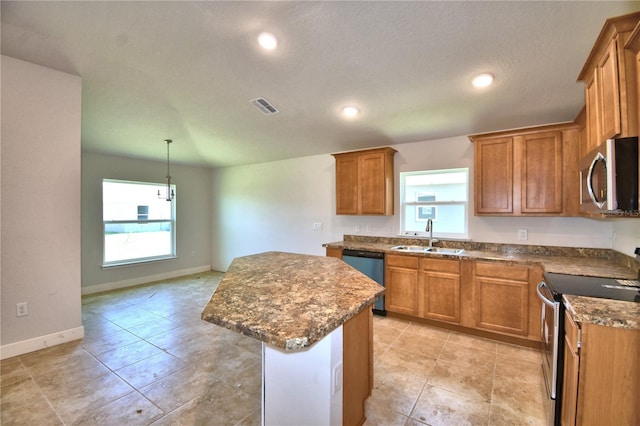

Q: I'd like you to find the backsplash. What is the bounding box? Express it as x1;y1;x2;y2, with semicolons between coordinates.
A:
342;234;640;276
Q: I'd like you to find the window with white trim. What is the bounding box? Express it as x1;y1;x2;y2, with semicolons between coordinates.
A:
102;179;176;266
400;168;469;238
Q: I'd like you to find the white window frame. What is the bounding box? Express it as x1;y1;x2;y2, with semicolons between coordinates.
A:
399;168;469;239
102;179;176;267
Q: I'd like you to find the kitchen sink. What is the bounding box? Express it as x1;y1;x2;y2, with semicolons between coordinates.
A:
390;245;464;255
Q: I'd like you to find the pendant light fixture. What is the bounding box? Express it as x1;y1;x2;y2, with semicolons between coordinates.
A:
158;139;175;201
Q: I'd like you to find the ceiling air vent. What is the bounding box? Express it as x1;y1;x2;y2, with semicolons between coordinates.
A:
250;97;279;115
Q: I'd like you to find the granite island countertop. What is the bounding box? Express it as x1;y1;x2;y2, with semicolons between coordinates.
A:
563;294;640;330
201;251;385;351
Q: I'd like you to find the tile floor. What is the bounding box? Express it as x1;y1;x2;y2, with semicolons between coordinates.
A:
1;271;546;425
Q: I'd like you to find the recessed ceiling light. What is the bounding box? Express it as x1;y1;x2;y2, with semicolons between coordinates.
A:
258;32;278;50
472;73;494;88
342;106;359;118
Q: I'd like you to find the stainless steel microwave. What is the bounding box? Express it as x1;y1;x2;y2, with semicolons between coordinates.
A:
580;137;639;213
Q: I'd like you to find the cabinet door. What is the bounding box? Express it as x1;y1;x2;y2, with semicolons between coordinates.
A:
359;152;387;215
335;155;359;214
474;262;529;336
474;137;513;214
519;131;563;214
561;313;579;426
419;271;461;323
585;71;600;153
598;37;622;141
385;266;418;315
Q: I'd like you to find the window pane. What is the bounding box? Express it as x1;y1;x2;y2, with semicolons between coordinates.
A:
404;204;466;234
404;171;467;202
104;222;173;263
103;181;173;221
400;168;468;237
102;179;176;265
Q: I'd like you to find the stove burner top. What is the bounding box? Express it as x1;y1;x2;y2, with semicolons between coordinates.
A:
543;272;640;303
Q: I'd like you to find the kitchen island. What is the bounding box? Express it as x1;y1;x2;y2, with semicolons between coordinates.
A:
201;251;385;426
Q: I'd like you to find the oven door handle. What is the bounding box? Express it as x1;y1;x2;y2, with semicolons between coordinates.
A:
537;281;557;308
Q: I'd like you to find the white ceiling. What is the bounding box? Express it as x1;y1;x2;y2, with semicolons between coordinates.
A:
2;1;639;168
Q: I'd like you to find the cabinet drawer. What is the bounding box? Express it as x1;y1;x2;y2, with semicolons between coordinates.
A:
420;257;460;274
475;262;528;281
564;310;580;354
386;254;418;269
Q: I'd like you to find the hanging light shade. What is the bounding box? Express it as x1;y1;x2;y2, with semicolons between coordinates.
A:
158;139;175;201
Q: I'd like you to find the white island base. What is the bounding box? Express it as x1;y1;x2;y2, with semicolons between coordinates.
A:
262;325;343;426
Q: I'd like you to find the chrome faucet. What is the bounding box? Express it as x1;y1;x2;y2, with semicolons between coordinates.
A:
425;218;434;247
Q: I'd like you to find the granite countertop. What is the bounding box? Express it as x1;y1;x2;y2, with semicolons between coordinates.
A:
201;251;385;351
563;294;639;330
324;236;638;279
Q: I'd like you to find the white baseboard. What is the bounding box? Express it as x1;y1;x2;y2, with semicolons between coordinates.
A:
0;326;85;360
81;265;213;295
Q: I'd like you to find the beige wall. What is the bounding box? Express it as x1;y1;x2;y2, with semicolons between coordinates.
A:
1;56;83;356
210;135;637;272
81;152;212;293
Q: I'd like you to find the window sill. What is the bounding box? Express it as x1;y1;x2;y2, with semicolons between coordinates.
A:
102;255;177;269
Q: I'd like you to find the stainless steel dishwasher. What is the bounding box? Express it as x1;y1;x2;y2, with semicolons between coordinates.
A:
342;249;385;315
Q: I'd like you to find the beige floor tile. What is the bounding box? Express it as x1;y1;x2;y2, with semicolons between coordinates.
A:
126;317;181;339
410;384;491;426
32;350;111;386
491;373;546;419
234;409;262;426
0;377;62;425
150;383;258;426
82;316;124;338
71;391;164;426
439;340;497;370
364;398;410;426
81;328;141;356
405;322;451;340
94;339;164;370
138;364;223;413
446;332;498;354
376;345;438;381
368;366;427;417
18;341;87;375
393;330;448;359
428;358;494;402
489;402;547;426
0;357;30;387
115;351;187;389
39;372;135;424
497;342;542;364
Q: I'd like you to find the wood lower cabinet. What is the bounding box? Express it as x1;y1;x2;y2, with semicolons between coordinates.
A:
418;257;461;324
332;147;396;216
325;247;342;259
385;254;419;315
343;307;373;426
474;262;529;336
561;310;640;425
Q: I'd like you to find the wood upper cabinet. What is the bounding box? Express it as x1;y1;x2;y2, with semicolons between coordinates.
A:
474;262;529;336
520;131;563;214
578;12;640;148
384;254;419;315
332;147;396;215
473;137;514;214
418;257;461;324
470;124;578;216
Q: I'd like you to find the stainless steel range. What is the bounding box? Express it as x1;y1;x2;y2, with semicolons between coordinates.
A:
536;272;640;425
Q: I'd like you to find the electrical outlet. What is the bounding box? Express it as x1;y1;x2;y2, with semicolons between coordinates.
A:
332;362;343;395
518;229;528;241
312;222;323;231
365;224;372;233
355;225;361;233
16;302;28;317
